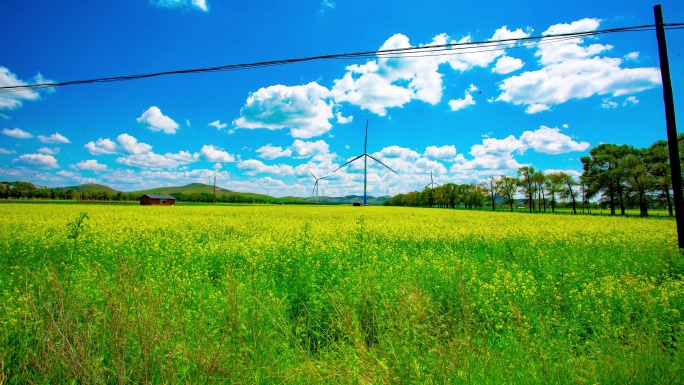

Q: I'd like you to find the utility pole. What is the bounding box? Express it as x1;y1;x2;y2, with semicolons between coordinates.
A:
655;5;684;249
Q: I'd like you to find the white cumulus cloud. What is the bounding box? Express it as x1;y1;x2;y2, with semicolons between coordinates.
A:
2;127;32;138
137;106;179;134
200;145;235;162
37;132;70;144
256;144;292;160
493;56;524;74
37;147;59;155
237;159;295;176
234;82;333;138
72;159;108;172
424;145;457;160
291;139;329;158
84;138;118;155
12;153;58;169
495;18;661;113
208;120;227;130
0;67;51;110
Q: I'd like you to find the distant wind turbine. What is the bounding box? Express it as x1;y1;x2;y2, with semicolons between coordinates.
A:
425;167;440;189
334;120;397;205
308;169;331;203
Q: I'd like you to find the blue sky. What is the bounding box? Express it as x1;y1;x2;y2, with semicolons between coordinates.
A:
1;0;683;197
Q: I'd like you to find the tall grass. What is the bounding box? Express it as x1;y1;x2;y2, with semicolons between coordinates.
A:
1;203;683;383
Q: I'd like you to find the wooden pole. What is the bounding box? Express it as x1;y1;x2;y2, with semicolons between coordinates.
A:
654;4;684;249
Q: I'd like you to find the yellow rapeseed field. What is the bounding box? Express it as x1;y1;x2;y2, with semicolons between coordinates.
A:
1;203;682;384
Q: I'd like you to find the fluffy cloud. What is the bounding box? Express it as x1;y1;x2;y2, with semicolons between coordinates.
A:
237;159;295;176
624;52;640;61
448;92;476;111
332;33;459;115
519;126;590;154
623;96;639;106
117;134;152;154
291;139;329;158
0;67;50;110
2;127;32;138
256;144;292;160
116;151;198;169
495;18;661;113
234;82;333;138
0;148;16;154
72;159;108;172
12;153;58;169
83;133;197;169
37;147;59;155
493;56;524;74
150;0;208;12
208;120;227;130
424;145;457;160
84;138;118;155
137;106;179;134
336;112;353;124
450;126;589;177
601;99;618;109
37;132;70;144
200;145;235;162
448;26;531;72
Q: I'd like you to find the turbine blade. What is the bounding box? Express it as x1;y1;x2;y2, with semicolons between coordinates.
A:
307;168;317;180
312;180;318;196
333;154;364;173
319;175;333;180
366;154;397;174
425;183;431;189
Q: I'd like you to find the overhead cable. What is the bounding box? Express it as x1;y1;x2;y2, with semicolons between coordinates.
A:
1;22;682;94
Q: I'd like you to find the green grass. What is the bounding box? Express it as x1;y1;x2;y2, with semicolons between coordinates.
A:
1;204;682;384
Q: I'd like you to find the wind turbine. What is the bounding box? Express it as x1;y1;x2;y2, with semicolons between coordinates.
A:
425;167;440;189
334;120;397;205
308;169;331;203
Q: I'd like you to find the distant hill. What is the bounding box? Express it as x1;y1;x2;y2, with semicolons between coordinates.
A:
133;183;233;196
60;183;119;193
132;183;314;203
303;195;390;205
46;182;386;205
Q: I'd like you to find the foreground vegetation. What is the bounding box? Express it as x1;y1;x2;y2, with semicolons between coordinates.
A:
1;204;683;384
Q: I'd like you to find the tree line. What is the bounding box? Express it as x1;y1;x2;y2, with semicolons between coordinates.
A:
0;183;273;204
385;134;684;217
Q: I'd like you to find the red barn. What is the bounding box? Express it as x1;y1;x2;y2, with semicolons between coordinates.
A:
140;194;176;206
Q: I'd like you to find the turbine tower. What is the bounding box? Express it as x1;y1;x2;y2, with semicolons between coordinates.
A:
334;120;397;205
307;169;331;203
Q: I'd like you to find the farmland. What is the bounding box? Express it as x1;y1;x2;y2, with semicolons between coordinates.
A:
1;203;683;384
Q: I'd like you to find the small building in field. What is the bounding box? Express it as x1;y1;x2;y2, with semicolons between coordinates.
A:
140;194;176;206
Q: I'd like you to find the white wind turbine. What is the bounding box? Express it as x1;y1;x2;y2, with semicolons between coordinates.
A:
308;169;331;203
334;120;397;205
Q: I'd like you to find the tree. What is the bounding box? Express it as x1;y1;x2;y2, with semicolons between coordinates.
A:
647;140;673;216
581;143;630;215
517;166;535;212
497;176;519;212
483;176;500;211
545;172;564;213
623;147;653;216
558;172;579;214
532;171;547;212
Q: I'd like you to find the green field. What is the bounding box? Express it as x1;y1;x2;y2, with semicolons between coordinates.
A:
1;203;683;384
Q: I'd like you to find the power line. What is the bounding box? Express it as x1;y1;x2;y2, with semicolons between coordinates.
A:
1;22;682;94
